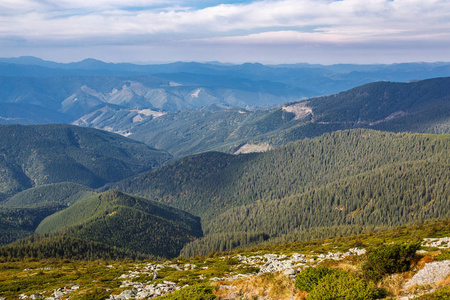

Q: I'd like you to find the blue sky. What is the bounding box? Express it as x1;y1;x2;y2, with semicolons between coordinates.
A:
0;0;449;64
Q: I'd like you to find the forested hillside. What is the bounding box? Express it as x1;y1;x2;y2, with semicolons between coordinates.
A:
0;124;171;201
3;182;94;208
0;234;152;261
0;204;65;245
35;190;202;258
0;183;95;245
110;130;449;253
182;154;449;255
108;77;450;158
112;130;449;221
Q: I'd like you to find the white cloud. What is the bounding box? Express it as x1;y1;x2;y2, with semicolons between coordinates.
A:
1;0;449;38
0;0;449;63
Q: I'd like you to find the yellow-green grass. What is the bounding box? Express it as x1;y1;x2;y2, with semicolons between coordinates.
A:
1;219;448;299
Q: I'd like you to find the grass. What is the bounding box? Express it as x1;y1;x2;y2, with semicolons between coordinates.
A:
0;219;449;299
214;272;298;300
0;259;129;299
412;285;450;299
231;219;449;257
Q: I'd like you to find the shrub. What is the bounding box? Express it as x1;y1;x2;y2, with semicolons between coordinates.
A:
307;272;386;300
72;288;110;300
294;266;339;292
362;242;420;282
158;283;217;300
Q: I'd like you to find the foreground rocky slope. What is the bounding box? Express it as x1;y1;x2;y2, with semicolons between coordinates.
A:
1;221;449;300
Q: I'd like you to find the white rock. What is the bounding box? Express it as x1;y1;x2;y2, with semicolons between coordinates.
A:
405;260;450;288
53;291;64;298
119;289;135;299
284;268;296;276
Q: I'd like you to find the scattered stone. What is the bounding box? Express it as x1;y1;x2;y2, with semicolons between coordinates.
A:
210;277;225;281
53;290;65;298
422;237;450;249
119;289;136;299
135;291;151;299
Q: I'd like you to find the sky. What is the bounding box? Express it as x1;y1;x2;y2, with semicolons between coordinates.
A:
0;0;449;64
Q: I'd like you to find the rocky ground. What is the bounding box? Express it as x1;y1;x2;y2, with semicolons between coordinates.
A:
3;237;449;300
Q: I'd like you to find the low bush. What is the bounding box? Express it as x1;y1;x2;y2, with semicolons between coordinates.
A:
362;242;420;282
158;283;217;300
72;288;110;300
307;272;386;300
294;266;339;292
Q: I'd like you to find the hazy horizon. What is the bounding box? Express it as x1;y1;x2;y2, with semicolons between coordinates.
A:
3;55;450;67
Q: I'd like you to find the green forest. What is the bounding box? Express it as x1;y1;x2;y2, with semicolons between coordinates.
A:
111;129;449;254
1;128;448;259
0;124;171;200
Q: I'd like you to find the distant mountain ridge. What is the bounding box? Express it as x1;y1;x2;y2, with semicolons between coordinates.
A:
1;57;450;127
0;74;309;124
85;77;450;158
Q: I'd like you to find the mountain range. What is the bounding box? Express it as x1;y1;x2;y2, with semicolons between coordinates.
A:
1;128;448;258
0;58;449;260
86;77;450;158
1;57;450;129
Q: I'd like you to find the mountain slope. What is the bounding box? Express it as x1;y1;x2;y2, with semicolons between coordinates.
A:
35;190;202;258
122;108;296;157
105;77;449;158
112;130;449;221
3;182;94;208
109;130;449;253
0;183;95;245
216;156;449;233
0;124;171;200
0;204;65;245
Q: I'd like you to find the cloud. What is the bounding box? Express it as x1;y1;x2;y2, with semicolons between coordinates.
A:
0;0;449;63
